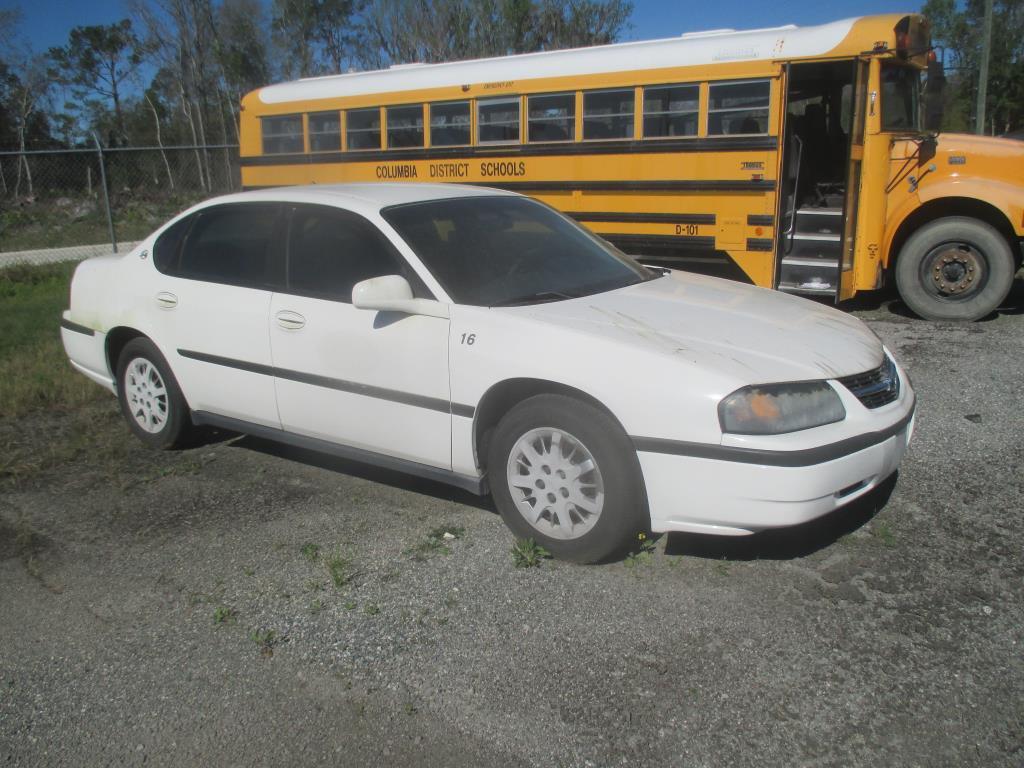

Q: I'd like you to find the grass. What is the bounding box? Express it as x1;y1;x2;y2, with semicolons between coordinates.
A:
0;262;106;419
326;550;357;589
213;606;237;625
250;628;278;657
405;524;465;561
511;538;551;568
1;192;204;251
624;532;657;568
300;542;321;563
872;519;896;547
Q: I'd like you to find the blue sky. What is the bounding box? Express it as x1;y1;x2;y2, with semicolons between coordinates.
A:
10;0;916;52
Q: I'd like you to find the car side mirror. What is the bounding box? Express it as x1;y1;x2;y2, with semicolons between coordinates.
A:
352;275;449;319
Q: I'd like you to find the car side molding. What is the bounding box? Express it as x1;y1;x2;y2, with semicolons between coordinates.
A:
632;400;914;468
190;410;487;495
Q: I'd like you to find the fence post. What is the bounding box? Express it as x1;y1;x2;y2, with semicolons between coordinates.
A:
93;132;118;254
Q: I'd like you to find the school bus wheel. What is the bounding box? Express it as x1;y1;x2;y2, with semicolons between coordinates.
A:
894;216;1016;322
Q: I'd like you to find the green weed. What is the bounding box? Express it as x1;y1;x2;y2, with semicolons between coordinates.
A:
511;538;551;568
873;520;896;547
325;550;356;589
405;524;465;561
624;532;657;568
250;628;278;657
213;606;237;625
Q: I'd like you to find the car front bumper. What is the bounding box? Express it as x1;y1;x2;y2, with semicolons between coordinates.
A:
637;402;915;537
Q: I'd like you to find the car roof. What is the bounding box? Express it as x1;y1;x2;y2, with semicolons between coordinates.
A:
197;183;517;215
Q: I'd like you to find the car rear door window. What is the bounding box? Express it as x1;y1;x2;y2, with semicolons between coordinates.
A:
285;205;427;302
176;203;284;289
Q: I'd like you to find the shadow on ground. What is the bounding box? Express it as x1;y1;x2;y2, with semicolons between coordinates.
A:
663;472;897;561
229;434;494;512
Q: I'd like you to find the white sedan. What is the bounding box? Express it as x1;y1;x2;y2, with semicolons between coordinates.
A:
61;184;915;562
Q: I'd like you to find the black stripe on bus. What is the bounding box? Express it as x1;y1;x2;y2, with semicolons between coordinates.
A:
242;180;774;193
239;136;779;167
746;238;774;251
470;180;775;192
567;212;716;225
747;214;774;226
603;234;717;253
177;349;475;418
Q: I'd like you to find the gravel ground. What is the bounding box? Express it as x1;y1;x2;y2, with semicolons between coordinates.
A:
2;282;1023;767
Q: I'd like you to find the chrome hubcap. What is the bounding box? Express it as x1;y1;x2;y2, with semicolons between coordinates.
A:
506;427;605;540
124;357;168;434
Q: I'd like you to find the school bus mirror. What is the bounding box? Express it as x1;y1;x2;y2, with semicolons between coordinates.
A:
918;134;938;163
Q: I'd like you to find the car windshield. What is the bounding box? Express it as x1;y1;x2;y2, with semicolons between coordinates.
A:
881;63;922;132
381;196;653;307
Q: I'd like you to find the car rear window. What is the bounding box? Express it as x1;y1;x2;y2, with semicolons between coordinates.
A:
175;203;284;289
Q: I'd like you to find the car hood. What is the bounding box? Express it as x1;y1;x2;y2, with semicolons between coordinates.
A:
508;272;884;383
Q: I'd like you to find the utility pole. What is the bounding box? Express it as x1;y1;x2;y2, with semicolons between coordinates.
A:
976;0;994;135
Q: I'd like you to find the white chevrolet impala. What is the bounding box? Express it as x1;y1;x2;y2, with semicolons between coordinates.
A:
61;184;915;562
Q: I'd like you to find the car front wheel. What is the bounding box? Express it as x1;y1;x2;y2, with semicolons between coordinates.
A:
116;338;192;449
488;394;646;563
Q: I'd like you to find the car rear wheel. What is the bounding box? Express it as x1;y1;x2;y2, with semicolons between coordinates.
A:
895;216;1015;321
487;394;646;563
116;338;192;449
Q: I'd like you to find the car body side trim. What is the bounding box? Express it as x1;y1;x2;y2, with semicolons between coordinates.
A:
177;348;475;418
190;410;486;494
632;401;914;467
60;318;96;336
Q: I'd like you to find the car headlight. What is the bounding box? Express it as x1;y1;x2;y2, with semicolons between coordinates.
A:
718;381;846;435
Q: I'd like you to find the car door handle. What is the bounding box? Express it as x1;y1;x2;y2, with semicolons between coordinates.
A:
155;291;178;309
275;310;306;330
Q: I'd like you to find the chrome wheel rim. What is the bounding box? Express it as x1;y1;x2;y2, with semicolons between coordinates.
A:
506;427;605;540
124;357;169;434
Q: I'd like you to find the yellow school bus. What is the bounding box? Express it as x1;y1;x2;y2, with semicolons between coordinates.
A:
239;13;1024;321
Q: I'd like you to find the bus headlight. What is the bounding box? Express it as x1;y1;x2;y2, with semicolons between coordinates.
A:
718;381;846;435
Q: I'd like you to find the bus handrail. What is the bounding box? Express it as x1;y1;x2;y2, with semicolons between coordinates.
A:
785;133;804;255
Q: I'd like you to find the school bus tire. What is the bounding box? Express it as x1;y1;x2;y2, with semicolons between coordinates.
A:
895;216;1015;321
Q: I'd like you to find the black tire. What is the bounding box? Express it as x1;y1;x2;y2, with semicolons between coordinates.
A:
894;216;1015;321
116;338;192;450
487;394;646;563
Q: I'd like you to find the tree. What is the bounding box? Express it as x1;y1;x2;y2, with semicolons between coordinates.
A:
272;0;363;78
924;0;1023;134
48;20;145;144
355;0;633;67
218;0;275;99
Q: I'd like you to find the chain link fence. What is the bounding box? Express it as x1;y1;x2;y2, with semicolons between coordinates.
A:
0;144;239;268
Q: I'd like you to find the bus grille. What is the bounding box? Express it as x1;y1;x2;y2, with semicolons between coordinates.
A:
837;355;900;409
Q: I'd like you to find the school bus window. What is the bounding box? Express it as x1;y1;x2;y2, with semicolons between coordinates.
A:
308;112;341;152
261;115;303;154
643;84;699;138
387;104;424;148
478;98;520;144
583;89;634;140
528;93;575;142
707;80;770;136
347;108;381;150
430;101;471;146
880;63;920;132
